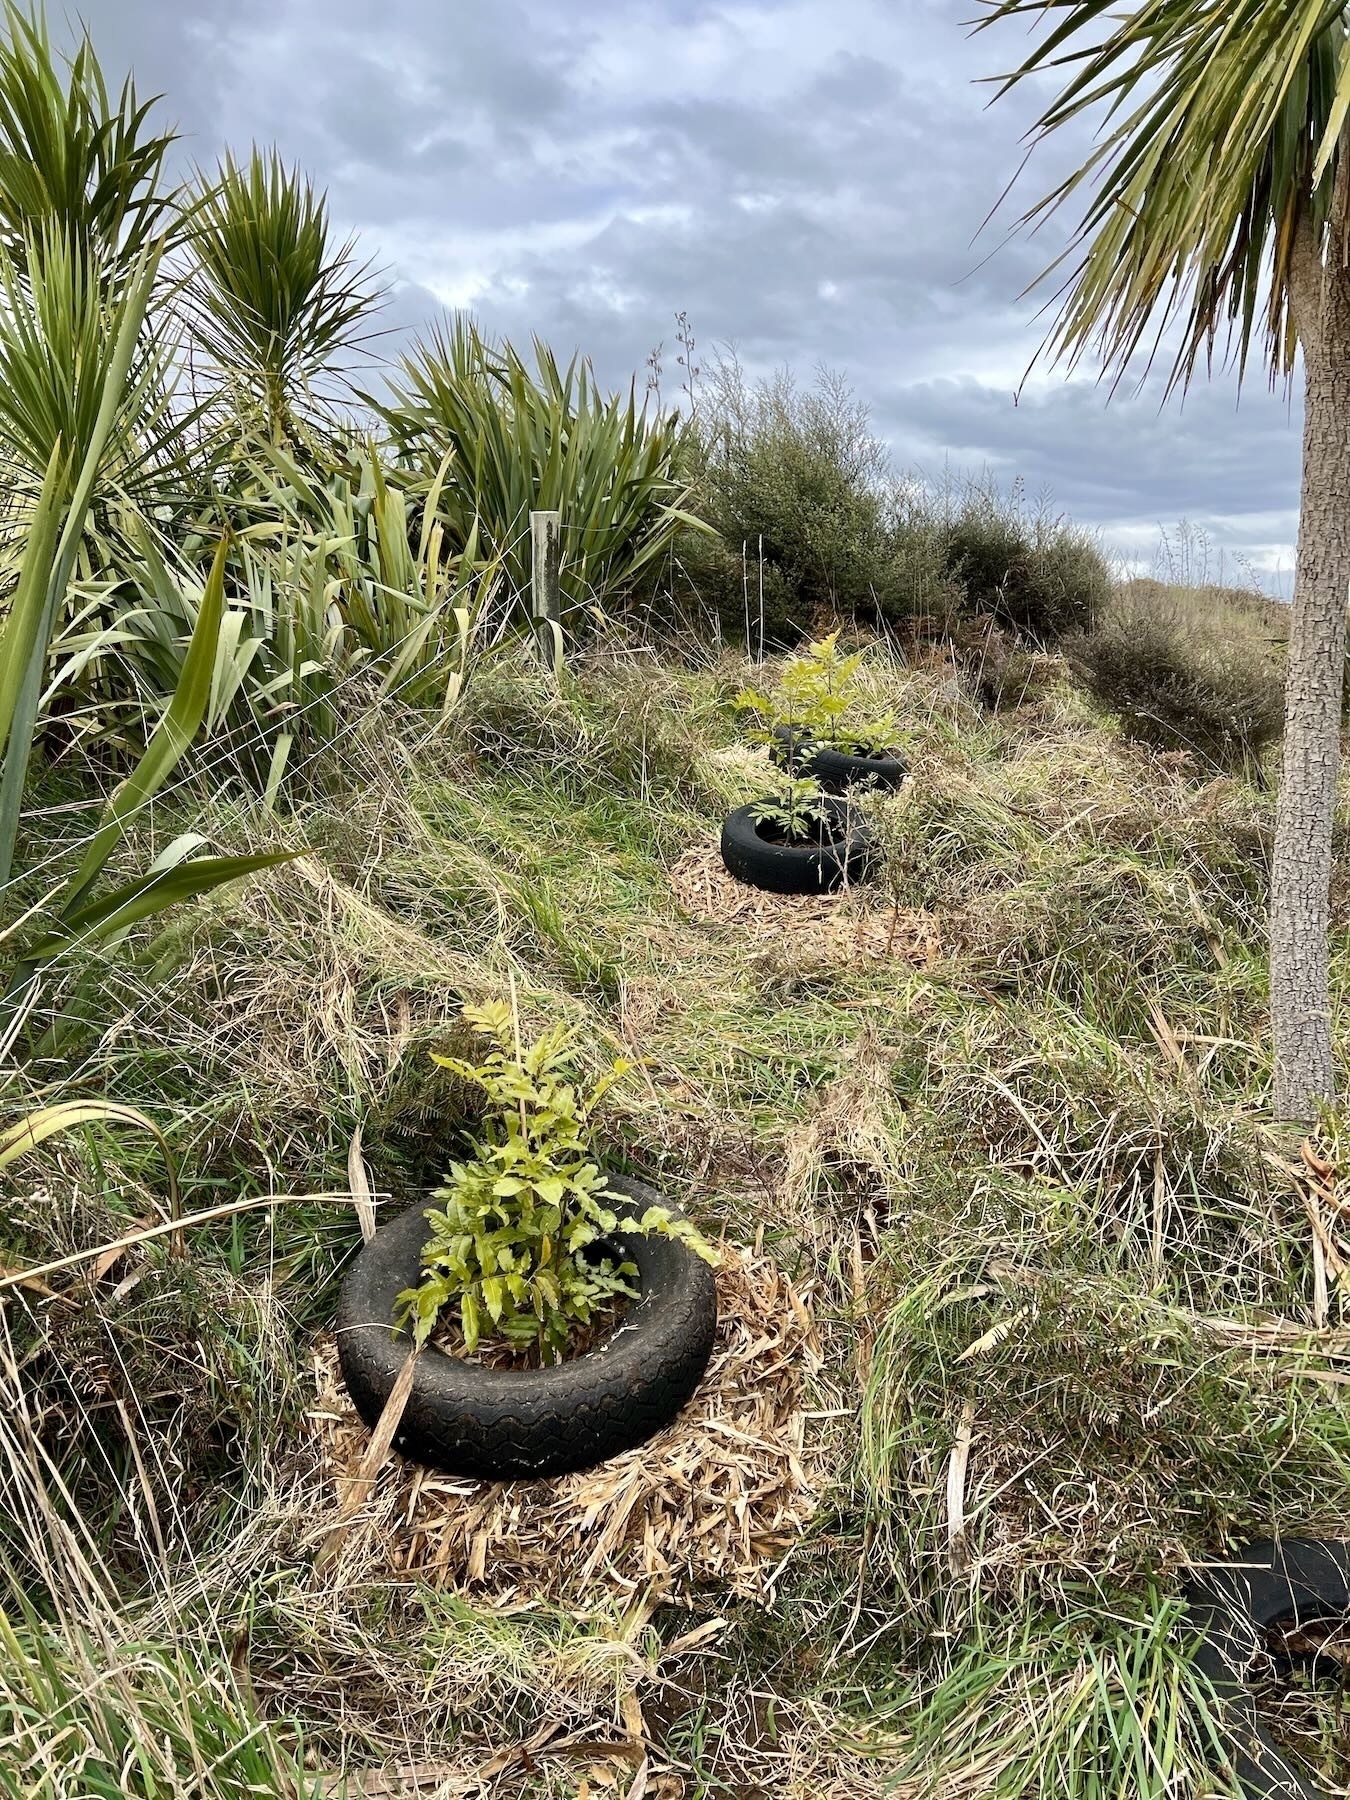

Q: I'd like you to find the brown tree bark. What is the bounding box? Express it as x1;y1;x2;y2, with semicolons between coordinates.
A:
1271;193;1350;1119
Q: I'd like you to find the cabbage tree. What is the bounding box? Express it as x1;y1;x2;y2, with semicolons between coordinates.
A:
979;0;1350;1120
0;3;177;274
185;150;382;446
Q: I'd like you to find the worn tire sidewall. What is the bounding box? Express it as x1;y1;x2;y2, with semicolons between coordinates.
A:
720;795;874;894
769;725;906;792
1184;1538;1350;1800
336;1175;718;1481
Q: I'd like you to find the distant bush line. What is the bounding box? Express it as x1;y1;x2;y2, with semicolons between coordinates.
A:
643;353;1113;651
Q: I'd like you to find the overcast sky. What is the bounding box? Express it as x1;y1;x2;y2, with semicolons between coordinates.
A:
64;0;1302;591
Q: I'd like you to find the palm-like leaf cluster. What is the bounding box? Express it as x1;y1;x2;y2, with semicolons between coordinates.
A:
0;224;181;498
64;442;505;792
185;149;383;445
0;44;697;768
979;0;1349;386
0;3;176;273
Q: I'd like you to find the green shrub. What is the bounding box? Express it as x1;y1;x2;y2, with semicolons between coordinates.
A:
748;774;831;843
736;629;896;753
939;478;1112;644
689;355;905;641
643;521;806;650
881;478;966;636
398;1000;713;1359
687;362;1107;649
1069;580;1286;771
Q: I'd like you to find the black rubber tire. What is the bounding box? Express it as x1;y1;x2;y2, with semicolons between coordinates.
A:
335;1177;717;1482
719;796;874;894
769;724;907;793
1184;1538;1350;1798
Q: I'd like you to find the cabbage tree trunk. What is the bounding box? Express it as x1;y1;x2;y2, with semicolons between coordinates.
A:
1270;192;1350;1120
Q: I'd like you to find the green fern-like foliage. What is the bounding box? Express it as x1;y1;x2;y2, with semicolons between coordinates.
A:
749;776;830;843
736;631;895;755
397;1001;713;1360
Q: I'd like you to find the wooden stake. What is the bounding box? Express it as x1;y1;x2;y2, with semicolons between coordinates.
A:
530;509;563;674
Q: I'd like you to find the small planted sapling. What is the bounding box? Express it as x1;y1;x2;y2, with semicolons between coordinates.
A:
338;999;721;1476
737;631;896;757
831;709;900;758
749;775;832;845
397;999;714;1361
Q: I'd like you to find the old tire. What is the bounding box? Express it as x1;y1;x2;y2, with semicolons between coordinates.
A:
1184;1538;1350;1799
805;742;907;793
335;1176;717;1481
720;796;874;894
769;725;907;793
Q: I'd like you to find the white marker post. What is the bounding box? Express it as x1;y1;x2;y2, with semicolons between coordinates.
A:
530;509;563;675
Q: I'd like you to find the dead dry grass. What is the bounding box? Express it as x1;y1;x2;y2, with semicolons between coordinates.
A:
667;839;940;969
306;1245;823;1606
308;1664;901;1800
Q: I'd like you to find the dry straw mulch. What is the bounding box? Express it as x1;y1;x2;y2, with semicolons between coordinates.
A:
306;1245;822;1604
667;840;939;967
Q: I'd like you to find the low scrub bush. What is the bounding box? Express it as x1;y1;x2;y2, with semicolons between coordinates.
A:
937;477;1112;645
1069;579;1286;772
697;357;890;609
687;355;913;643
646;521;805;650
685;358;1108;649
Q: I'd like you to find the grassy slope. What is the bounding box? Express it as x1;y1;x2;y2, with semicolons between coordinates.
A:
2;635;1349;1797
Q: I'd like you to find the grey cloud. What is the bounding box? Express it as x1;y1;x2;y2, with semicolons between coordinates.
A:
57;0;1302;589
896;375;1297;512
